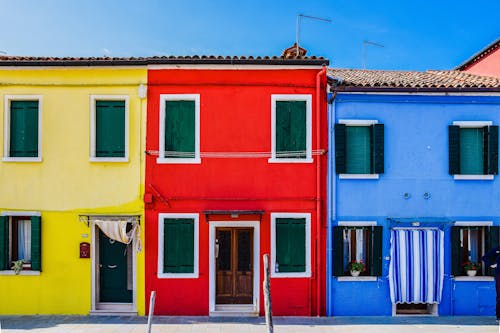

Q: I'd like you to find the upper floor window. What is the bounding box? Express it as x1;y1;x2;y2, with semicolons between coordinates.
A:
3;96;42;162
449;121;498;180
158;94;200;164
335;120;384;179
269;95;312;163
90;96;129;162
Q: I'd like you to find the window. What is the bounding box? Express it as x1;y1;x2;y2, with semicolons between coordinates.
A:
270;95;312;163
451;223;499;277
0;214;41;273
335;120;384;178
90;96;129;161
449;122;498;180
271;213;311;277
3;96;42;162
158;95;200;164
157;213;199;278
332;224;382;277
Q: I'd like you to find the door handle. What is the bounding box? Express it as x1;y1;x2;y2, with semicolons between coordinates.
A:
215;239;219;259
107;265;117;269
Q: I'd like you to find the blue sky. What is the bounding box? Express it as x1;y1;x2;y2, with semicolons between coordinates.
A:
0;0;498;70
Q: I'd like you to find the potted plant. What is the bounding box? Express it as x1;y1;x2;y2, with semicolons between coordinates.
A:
11;259;27;275
462;261;481;276
348;260;366;277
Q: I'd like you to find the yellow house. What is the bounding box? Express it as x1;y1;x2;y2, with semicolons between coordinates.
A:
0;58;147;315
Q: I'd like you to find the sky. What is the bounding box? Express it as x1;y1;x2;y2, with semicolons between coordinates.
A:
0;0;499;71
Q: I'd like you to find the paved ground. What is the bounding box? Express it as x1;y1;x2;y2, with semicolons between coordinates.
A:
0;315;498;333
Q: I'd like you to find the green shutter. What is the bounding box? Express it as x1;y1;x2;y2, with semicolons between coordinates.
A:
346;126;371;174
276;218;306;272
486;226;500;277
449;125;460;175
488;126;499;175
0;216;8;270
460;127;484;174
372;124;384;174
335;124;346;174
10;101;39;157
332;226;344;276
30;216;42;271
165;101;195;158
370;226;383;276
96;101;125;157
163;218;194;273
450;226;461;276
276;101;306;158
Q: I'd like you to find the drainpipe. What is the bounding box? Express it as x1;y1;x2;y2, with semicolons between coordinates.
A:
315;65;326;316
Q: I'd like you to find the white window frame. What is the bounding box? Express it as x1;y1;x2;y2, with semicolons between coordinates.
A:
269;94;312;163
157;94;201;164
337;221;378;282
89;95;130;162
270;212;311;278
338;119;379;179
157;213;199;278
0;211;41;276
452;121;494;180
3;95;43;162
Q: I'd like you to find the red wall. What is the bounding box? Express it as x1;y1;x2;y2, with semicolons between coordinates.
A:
145;68;328;316
463;47;500;77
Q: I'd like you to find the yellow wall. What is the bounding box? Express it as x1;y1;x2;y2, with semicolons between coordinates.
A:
0;68;147;315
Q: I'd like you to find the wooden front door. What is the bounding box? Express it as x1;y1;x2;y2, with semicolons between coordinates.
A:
216;228;253;304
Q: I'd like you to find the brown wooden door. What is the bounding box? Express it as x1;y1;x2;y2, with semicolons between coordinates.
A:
216;228;253;304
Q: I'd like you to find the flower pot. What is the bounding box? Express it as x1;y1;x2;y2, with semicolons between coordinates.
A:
466;270;477;277
350;270;361;277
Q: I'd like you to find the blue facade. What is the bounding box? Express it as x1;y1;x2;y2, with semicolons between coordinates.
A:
327;93;500;316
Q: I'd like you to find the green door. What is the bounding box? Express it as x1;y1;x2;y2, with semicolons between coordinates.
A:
99;230;132;303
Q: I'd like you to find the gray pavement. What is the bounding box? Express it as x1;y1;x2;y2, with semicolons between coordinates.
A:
0;315;498;333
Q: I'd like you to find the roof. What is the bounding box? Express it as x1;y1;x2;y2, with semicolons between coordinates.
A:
0;55;328;67
456;37;500;70
328;68;500;92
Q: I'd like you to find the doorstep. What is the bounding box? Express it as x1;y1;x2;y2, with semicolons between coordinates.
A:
210;304;259;317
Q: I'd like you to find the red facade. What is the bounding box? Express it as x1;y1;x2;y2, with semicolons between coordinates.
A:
145;66;328;316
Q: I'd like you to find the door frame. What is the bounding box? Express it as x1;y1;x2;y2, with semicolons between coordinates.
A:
91;222;137;312
209;221;260;314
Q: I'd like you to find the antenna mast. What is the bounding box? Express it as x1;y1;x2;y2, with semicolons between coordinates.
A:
363;40;384;69
296;14;331;55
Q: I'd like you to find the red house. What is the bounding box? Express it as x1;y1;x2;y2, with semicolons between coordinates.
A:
457;37;500;77
144;49;329;316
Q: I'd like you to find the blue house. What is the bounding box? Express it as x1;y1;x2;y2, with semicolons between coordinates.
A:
326;69;500;316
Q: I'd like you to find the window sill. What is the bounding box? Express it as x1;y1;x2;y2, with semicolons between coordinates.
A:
453;174;494;180
268;158;313;164
90;157;129;163
453;276;494;282
156;158;201;164
157;272;198;279
271;271;311;278
2;157;42;163
0;270;40;276
337;276;378;282
339;174;379;179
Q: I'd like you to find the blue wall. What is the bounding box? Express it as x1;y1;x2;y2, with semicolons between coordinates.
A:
327;93;500;316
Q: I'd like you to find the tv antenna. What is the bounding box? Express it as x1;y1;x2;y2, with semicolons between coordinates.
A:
363;40;384;69
296;14;331;54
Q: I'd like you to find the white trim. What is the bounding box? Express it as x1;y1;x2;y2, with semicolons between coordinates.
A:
337;276;378;282
338;119;379;126
454;221;493;226
157;94;201;164
148;65;325;70
3;95;42;162
453;276;494;282
0;270;41;276
157;213;199;279
209;221;260;314
453;175;494;180
452;121;492;128
338;221;377;226
1;211;41;216
339;174;380;179
269;94;312;163
270;213;311;278
89;95;130;162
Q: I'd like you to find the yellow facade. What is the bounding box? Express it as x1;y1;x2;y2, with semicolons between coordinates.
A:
0;68;147;315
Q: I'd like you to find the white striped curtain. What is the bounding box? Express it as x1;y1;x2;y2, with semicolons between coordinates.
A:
389;228;444;304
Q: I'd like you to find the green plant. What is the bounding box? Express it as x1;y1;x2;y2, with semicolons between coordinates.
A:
11;259;27;275
462;261;480;271
348;260;366;272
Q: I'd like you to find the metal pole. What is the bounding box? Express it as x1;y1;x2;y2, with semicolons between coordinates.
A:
263;254;273;333
295;14;332;55
147;291;156;333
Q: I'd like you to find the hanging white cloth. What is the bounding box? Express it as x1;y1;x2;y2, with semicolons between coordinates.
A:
93;218;142;252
